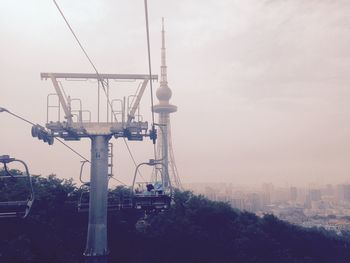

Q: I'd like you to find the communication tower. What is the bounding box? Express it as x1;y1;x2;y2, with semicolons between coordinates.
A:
153;18;182;189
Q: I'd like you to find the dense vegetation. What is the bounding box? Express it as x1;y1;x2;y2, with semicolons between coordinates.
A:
1;174;350;263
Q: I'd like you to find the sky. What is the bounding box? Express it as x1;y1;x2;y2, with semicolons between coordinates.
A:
1;0;350;187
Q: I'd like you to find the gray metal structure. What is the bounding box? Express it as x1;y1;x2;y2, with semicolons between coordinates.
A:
41;72;157;263
153;19;182;189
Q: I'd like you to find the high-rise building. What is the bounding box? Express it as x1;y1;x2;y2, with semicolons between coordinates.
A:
262;183;274;203
290;187;298;202
309;189;321;202
343;184;350;202
153;18;181;189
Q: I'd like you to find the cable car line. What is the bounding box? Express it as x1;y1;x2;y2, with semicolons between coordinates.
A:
0;107;35;126
109;176;127;187
123;138;146;182
143;0;158;161
56;138;89;162
52;0;150;180
79;159;128;187
53;0;119;123
0;107;89;162
143;0;156;127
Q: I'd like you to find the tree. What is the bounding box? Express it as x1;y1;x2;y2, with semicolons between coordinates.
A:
1;176;350;263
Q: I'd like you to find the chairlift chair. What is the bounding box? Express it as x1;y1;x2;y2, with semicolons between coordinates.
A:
0;155;34;219
77;183;127;212
131;160;172;212
76;160;127;212
77;182;90;212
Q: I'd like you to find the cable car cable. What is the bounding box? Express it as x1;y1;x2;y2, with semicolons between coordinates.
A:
109;176;127;187
53;0;119;123
123;138;146;182
55;138;89;162
52;0;150;182
143;0;158;160
0;107;89;162
143;0;156;127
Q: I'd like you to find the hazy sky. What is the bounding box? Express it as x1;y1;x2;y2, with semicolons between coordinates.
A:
1;0;350;187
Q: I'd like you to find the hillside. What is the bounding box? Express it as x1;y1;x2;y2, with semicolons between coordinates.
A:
1;174;350;263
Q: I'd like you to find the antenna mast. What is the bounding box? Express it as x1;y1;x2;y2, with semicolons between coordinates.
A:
153;18;181;189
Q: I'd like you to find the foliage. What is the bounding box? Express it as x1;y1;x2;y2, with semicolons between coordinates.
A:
1;177;350;263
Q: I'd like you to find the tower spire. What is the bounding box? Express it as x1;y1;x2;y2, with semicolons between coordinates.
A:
161;17;168;85
153;18;181;189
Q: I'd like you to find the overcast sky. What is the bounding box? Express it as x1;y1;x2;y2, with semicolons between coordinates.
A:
1;0;350;187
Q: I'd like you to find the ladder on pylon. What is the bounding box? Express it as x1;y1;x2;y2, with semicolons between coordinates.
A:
108;143;113;178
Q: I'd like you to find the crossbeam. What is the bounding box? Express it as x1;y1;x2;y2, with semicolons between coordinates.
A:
41;73;158;81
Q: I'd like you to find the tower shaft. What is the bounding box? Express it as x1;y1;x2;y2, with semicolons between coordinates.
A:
159;113;170;187
85;135;110;263
156;113;181;188
153;18;181;189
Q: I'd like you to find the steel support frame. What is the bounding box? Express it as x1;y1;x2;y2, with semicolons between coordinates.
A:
50;74;73;124
127;79;148;124
41;72;158;81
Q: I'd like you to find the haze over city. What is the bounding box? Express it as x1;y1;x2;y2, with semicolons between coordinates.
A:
1;0;350;187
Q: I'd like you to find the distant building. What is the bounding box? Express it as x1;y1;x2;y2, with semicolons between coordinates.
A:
290;187;298;202
245;193;262;212
325;184;334;196
262;183;274;203
309;189;322;202
343;185;350;202
205;186;217;201
304;195;312;209
225;184;233;197
261;192;271;206
231;198;244;210
334;184;350;202
335;184;345;201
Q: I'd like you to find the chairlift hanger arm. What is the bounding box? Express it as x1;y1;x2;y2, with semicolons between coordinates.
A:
11;158;35;208
79;160;89;184
131;160;168;195
0;156;16;178
0;156;33;192
3;163;16;178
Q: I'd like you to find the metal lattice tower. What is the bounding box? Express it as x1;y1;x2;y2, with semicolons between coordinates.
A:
153;18;182;189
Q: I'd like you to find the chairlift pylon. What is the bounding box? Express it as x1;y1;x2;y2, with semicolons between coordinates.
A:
0;155;34;219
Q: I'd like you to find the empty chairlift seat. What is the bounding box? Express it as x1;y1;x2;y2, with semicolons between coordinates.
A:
77;183;130;212
0;200;33;218
0;155;34;219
